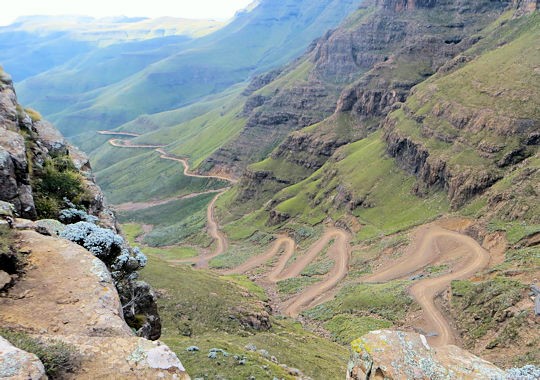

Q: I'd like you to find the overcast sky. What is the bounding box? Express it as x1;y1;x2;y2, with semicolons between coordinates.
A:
0;0;255;25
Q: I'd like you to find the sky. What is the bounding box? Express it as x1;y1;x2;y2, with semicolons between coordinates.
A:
0;0;255;26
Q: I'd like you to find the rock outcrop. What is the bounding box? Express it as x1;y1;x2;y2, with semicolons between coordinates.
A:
0;67;112;225
0;66;163;340
347;330;506;380
0;230;189;379
0;336;46;380
0;70;36;219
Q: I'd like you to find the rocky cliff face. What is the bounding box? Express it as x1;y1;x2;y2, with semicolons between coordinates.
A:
230;0;515;212
0;70;37;219
0;67;180;376
382;8;539;209
0;68;115;226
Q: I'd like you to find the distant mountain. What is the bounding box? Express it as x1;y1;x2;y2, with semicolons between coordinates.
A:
5;0;362;136
0;16;222;81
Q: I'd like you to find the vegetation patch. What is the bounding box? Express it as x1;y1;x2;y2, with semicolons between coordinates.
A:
220;275;268;301
32;154;92;219
304;280;414;322
487;220;540;245
118;193;215;247
210;232;274;269
121;223;198;260
277;277;320;296
451;277;526;342
324;314;392;345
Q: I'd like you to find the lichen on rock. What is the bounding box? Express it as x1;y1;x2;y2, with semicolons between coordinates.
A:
347;330;506;380
0;336;46;380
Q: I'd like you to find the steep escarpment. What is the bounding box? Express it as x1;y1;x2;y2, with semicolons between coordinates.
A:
230;0;516;213
383;9;539;209
0;69;38;219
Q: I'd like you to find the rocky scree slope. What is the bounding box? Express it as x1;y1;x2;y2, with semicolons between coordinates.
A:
0;67;188;378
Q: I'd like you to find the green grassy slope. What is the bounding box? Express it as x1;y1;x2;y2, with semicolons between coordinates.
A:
118;192;217;247
94;149;228;204
243;132;449;240
140;256;350;379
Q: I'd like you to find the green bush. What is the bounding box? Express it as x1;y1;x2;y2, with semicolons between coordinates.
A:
0;224;13;256
0;328;79;378
32;155;91;219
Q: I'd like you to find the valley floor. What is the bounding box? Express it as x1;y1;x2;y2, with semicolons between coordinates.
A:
104;131;537;377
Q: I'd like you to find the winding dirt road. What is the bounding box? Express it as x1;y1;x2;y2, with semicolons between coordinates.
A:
104;132;235;269
98;130;141;137
226;228;351;318
364;225;491;346
108;139;165;149
114;189;223;212
155;148;238;184
102;130;493;346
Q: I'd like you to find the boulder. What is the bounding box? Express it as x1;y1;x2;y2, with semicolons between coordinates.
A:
0;201;14;218
34;219;65;236
0;336;46;380
347;330;506;380
33;120;68;157
0;231;189;379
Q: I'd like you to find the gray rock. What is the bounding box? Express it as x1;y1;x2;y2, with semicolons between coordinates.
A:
0;202;14;218
288;368;302;376
506;365;540;379
347;330;506;380
0;270;11;290
186;346;200;352
35;219;65;236
33;120;67;157
258;349;270;358
245;343;257;351
0;336;46;379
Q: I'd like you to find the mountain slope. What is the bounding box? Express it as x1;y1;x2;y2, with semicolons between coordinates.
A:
210;2;539;367
14;0;362;136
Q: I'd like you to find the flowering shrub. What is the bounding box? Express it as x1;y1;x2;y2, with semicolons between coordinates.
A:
60;221;146;282
58;209;155;339
59;208;99;224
